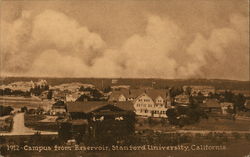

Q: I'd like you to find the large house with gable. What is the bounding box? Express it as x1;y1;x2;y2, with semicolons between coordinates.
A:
108;89;170;118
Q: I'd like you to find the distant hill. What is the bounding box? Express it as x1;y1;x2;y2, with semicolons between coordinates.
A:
0;77;249;91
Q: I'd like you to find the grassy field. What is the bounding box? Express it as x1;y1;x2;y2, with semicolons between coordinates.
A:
135;117;250;132
181;118;250;131
0;96;54;109
24;114;59;131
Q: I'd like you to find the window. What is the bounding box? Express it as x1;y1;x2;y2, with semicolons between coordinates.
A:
144;99;150;102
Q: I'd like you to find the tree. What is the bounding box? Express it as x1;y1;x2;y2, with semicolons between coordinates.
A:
194;92;205;103
44;85;49;90
223;90;234;102
47;90;53;99
185;86;192;96
21;106;28;112
166;108;179;125
0;106;14;116
103;86;112;93
166;99;206;127
233;93;246;111
53;100;65;106
58;122;72;141
209;92;221;100
3;88;12;95
36;107;44;115
76;94;91;101
169;87;183;98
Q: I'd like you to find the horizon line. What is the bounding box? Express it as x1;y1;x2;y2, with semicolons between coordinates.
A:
0;75;249;82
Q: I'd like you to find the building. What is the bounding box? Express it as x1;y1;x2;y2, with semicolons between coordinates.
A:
51;101;67;115
52;91;67;102
111;85;130;91
51;83;95;92
108;89;170;118
220;102;234;114
183;85;215;96
231;90;250;98
200;99;221;114
66;92;83;102
133;92;168;118
109;89;146;102
108;91;127;102
66;101;135;140
0;81;35;92
174;94;190;105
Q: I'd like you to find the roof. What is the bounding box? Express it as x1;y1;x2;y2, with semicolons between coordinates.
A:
52;100;65;107
53;91;66;98
245;100;250;109
67;101;108;113
146;89;168;100
67;101;135;113
109;89;168;101
76;94;92;101
175;94;189;99
70;119;88;125
220;102;234;107
114;101;135;112
201;99;221;108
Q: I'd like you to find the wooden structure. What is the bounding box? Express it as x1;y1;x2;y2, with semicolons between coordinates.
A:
63;101;135;142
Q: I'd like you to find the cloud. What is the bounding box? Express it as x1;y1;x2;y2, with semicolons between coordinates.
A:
177;13;249;80
29;49;89;77
1;10;249;80
1;9;105;76
31;10;105;64
111;15;182;78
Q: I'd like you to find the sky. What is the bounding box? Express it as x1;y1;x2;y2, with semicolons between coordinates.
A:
0;0;249;80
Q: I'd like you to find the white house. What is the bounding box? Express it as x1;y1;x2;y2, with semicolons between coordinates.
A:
133;92;168;118
108;89;170;118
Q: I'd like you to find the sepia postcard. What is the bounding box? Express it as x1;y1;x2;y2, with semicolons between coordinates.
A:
0;0;249;157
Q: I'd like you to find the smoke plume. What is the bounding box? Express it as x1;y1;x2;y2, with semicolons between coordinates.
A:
1;10;249;80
